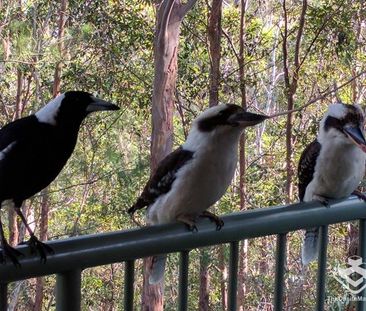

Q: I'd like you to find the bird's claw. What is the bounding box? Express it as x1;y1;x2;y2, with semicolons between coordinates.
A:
0;243;23;267
200;211;224;230
177;216;198;232
189;224;198;232
313;195;330;208
25;236;54;263
352;190;366;202
215;220;224;231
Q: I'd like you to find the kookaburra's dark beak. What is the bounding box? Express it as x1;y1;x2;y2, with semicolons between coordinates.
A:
87;96;120;112
228;111;269;127
343;125;366;153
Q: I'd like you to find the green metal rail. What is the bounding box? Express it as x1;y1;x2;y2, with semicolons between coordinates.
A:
1;197;366;310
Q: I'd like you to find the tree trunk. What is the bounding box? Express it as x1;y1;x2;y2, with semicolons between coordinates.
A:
207;0;222;107
237;1;249;309
282;0;307;203
197;1;223;309
199;252;210;311
218;245;227;310
33;189;49;311
8;68;24;247
142;1;197;310
52;0;68;97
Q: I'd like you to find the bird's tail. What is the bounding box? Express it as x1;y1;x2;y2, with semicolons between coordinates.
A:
302;227;319;265
149;254;167;285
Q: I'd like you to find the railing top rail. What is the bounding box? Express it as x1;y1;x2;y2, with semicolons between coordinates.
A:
1;197;366;283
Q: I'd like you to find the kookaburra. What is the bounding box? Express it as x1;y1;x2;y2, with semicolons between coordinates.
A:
129;104;268;284
298;103;366;265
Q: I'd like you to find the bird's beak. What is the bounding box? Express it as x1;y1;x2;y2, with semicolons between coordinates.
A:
86;96;120;113
228;111;269;127
343;125;366;153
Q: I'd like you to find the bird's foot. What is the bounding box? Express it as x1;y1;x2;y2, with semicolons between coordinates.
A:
200;211;224;231
23;235;54;263
177;216;198;232
352;190;366;202
0;242;23;267
313;194;330;208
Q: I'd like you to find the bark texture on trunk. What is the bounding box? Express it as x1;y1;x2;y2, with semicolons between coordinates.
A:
142;1;197;310
208;0;222;107
237;1;248;309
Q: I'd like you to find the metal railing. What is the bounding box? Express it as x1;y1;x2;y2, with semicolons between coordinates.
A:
1;197;366;310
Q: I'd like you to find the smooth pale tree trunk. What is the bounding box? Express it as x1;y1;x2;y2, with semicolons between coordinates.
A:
142;1;197;310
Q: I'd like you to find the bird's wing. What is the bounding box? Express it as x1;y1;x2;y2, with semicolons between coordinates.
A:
0;116;38;150
0;123;19;152
298;139;321;201
129;147;194;213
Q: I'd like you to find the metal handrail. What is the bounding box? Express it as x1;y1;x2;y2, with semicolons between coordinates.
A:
1;196;366;310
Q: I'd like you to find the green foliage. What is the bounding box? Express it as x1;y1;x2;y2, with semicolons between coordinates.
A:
1;0;366;310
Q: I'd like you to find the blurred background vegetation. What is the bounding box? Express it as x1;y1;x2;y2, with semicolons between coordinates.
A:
1;0;365;310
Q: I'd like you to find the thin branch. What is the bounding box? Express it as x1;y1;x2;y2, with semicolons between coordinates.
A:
221;26;239;61
294;0;307;70
268;71;366;119
298;0;345;71
0;60;36;65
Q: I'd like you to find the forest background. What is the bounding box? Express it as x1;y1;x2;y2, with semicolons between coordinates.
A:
1;0;365;310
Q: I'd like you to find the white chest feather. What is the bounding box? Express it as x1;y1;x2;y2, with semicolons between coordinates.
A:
148;132;240;224
304;141;366;201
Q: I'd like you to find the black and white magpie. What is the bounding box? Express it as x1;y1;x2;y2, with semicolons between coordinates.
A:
129;103;268;284
0;91;119;265
298;103;366;265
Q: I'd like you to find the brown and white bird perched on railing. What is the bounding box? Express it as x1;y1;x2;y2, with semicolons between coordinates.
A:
299;103;366;265
128;103;268;284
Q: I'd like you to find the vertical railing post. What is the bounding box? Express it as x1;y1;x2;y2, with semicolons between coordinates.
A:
274;233;287;311
124;260;135;311
316;225;328;311
178;251;189;311
56;270;81;311
358;219;366;311
228;241;239;311
0;283;7;311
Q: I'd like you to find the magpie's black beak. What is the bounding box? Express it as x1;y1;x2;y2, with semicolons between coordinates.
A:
343;125;366;153
228;111;269;127
87;97;120;113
